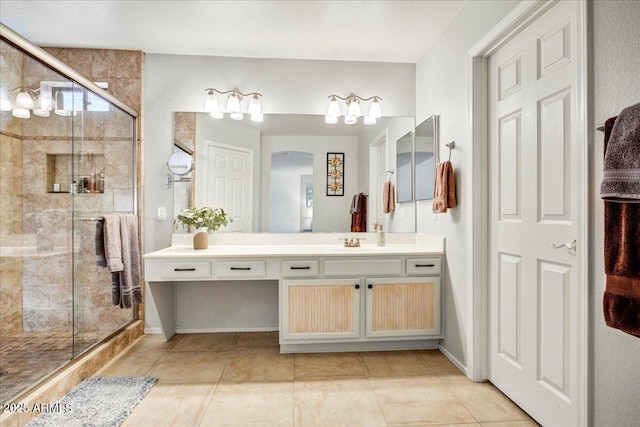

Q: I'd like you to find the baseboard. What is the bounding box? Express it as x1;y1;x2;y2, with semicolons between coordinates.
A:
280;340;440;354
144;327;162;334
176;327;279;333
438;344;470;377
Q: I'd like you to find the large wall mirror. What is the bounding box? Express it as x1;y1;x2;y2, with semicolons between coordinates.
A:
414;114;438;201
173;113;415;233
396;131;414;203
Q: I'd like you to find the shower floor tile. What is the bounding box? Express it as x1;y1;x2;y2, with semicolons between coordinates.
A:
0;331;102;404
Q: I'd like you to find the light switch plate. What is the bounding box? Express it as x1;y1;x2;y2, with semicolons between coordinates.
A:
157;206;167;221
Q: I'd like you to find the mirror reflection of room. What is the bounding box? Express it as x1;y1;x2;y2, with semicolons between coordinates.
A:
176;113;416;233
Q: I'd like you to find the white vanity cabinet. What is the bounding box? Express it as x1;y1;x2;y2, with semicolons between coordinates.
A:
278;255;444;350
365;276;441;338
143;234;445;352
280;278;361;341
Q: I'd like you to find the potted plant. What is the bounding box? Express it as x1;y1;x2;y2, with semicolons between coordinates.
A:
174;206;232;249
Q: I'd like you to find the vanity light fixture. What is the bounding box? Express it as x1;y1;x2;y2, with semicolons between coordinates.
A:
325;94;383;125
203;88;263;122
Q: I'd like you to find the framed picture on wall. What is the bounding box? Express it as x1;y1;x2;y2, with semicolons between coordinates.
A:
326;152;344;196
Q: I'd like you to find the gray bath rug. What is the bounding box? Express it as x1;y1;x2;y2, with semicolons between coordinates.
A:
26;376;157;427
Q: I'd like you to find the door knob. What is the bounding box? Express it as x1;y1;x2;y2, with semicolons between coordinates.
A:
551;239;577;251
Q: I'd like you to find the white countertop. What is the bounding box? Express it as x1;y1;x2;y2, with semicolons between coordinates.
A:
144;233;444;259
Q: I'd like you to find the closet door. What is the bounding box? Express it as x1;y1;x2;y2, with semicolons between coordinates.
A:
487;1;584;425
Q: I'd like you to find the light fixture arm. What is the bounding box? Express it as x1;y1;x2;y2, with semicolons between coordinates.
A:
327;94;381;102
205;88;262;98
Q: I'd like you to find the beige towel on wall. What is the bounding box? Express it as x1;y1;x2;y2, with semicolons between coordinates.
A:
432;161;456;213
119;214;142;309
102;214;124;306
383;181;395;214
101;214;141;309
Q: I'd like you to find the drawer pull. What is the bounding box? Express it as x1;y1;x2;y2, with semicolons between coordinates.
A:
230;267;251;271
414;264;435;268
290;266;311;270
174;268;197;272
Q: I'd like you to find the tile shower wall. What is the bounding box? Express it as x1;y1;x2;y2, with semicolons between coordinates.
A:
0;41;25;337
0;43;143;336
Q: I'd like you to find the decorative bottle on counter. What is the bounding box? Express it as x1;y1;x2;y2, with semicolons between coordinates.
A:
97;173;105;193
89;173;96;193
377;224;385;246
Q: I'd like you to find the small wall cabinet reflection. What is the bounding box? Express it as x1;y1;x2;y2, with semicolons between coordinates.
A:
396;131;414;203
414;115;438;201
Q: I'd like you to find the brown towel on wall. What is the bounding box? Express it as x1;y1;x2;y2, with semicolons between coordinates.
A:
350;193;367;232
602;115;640;337
601;103;640;202
383;181;395;214
432;161;456;213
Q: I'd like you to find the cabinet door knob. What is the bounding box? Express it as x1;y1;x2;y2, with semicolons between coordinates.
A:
355;284;360;289
368;284;373;289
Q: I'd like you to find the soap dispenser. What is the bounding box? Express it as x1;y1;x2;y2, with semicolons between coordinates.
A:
377;224;385;246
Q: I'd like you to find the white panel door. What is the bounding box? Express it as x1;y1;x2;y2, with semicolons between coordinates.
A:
203;142;253;232
488;2;582;426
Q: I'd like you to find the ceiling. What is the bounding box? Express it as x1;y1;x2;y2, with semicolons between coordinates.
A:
0;0;466;63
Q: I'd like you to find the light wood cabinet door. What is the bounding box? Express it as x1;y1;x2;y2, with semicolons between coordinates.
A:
281;279;360;341
365;277;441;338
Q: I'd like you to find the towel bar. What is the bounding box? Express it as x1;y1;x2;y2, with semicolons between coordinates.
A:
80;217;104;221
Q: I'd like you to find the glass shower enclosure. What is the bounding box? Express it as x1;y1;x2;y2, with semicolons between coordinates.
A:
0;25;138;404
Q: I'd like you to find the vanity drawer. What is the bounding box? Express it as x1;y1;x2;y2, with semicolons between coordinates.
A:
406;258;441;276
216;260;266;279
159;261;212;280
281;260;319;278
324;259;402;277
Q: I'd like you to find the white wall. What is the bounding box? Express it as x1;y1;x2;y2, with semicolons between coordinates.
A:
144;54;414;331
416;0;640;425
415;0;520;369
591;1;640;425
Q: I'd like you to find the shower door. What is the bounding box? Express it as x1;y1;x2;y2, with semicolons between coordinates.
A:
71;84;137;357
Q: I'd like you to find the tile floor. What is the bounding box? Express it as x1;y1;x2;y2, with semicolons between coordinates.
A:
96;332;538;427
0;331;102;404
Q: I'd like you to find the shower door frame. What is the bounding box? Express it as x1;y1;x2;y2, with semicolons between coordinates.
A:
0;22;141;401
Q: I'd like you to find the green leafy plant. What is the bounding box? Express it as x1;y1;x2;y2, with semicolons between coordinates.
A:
174;206;232;232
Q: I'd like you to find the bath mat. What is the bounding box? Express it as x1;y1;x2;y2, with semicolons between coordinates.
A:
26;376;157;427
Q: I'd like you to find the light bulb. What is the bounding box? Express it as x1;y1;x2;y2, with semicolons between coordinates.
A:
363;115;376;125
368;98;382;118
210;111;224;119
327;96;341;117
16;90;34;110
347;98;361;117
12;108;30;119
248;95;262;115
230;111;244;121
344;115;357;125
250;112;263;123
325;115;338;124
227;93;241;113
204;91;219;112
